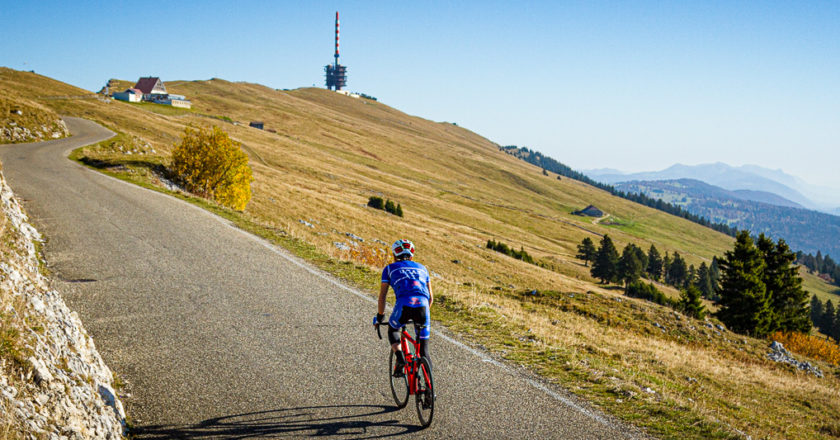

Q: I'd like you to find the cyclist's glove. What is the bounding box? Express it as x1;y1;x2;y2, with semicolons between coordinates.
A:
373;313;385;326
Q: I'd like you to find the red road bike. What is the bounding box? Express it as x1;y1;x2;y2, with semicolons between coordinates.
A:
375;320;435;427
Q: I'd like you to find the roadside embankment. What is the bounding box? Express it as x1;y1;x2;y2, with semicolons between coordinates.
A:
0;96;69;144
0;168;124;439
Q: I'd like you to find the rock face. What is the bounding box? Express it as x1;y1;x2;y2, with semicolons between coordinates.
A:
0;171;125;438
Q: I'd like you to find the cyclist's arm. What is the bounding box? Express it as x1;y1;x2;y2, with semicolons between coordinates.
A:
377;282;389;316
428;279;433;308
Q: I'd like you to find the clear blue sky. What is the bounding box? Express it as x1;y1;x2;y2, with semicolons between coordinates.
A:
3;1;838;188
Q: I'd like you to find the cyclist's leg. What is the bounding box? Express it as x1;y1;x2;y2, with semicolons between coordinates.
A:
388;305;408;366
412;305;432;370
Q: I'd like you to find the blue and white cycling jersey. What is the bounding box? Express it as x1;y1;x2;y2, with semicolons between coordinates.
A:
381;260;430;308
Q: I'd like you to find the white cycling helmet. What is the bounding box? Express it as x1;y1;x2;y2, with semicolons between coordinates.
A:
392;239;415;258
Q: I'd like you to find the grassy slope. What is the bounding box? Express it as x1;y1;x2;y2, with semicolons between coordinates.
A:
3;67;839;439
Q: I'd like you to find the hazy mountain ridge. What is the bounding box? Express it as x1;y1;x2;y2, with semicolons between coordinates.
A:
585;162;840;212
615;178;840;257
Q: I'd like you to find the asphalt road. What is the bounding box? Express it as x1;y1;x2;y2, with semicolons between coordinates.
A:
0;118;645;439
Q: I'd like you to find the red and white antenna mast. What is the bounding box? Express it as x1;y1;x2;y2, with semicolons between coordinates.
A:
334;11;340;66
325;11;347;91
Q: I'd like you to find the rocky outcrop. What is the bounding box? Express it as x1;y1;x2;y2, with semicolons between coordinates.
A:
0;171;125;438
0;120;69;143
767;341;823;378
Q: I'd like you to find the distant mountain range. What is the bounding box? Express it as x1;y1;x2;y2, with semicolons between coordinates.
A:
614;179;840;258
585;163;840;213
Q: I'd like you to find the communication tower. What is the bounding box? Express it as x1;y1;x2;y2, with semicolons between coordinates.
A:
325;11;348;90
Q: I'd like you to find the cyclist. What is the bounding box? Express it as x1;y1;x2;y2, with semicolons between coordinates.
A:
374;239;433;377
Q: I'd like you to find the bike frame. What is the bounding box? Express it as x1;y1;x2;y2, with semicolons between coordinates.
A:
376;321;431;397
398;327;421;395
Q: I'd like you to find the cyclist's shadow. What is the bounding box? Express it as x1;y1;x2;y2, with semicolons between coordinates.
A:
131;404;423;439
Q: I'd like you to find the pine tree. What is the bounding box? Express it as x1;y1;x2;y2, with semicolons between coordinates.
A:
686;264;696;289
716;231;772;336
632;245;648;273
591;235;620;284
667;252;688;288
695;262;715;300
662;253;671;283
822;300;836;335
709;257;721;289
395;203;404;217
576;237;597;267
384;199;396;214
810;295;824;329
759;236;812;333
619;244;645;286
680;285;707;319
833;306;840;342
646;245;663;281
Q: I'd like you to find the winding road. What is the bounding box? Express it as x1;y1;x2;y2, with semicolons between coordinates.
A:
0;118;643;439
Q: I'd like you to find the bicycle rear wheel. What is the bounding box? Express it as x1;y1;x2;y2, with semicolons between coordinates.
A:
414;357;434;427
389;351;409;408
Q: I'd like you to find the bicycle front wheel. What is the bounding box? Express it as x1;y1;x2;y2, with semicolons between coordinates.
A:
414;357;434;427
389;351;409;408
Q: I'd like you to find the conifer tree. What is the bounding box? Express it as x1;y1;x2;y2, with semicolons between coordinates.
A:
662;253;671;282
395;203;404;217
716;231;772;336
591;235;620;284
384;199;396;214
680;285;707;319
686;264;696;289
822;300;836;335
646;245;663;281
576;237;597;267
710;257;721;289
833;306;840;342
810;295;824;328
759;236;811;333
667;252;688;287
695;262;715;300
632;245;648;273
618;244;645;286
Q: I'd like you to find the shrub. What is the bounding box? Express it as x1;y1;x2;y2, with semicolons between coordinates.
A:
367;196;384;209
769;331;840;366
625;281;677;308
487;239;535;265
171;125;253;211
342;245;391;269
384;199;396;214
368;196;404;217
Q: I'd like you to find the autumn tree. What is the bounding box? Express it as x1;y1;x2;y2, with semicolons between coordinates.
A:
171;125;253;210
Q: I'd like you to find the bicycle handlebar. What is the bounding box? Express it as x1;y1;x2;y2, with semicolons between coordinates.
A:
375;322;382;339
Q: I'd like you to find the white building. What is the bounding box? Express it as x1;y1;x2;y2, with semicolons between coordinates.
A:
112;88;143;103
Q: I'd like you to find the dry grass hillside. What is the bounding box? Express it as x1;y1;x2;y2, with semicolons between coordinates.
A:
0;91;68;144
2;67;839;439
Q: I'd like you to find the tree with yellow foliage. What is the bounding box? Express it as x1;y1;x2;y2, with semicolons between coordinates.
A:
171;125;253;211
